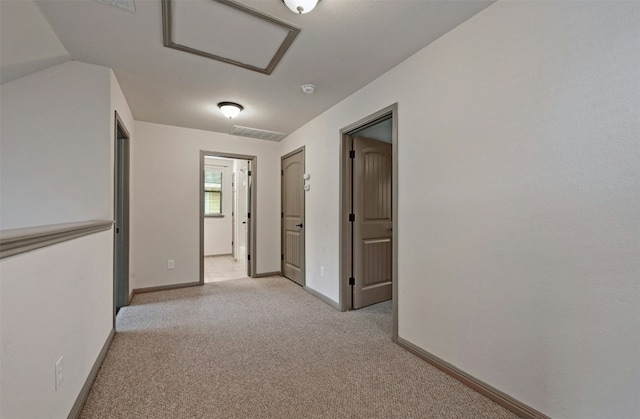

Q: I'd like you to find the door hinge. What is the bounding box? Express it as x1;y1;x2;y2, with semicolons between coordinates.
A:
349;213;355;222
115;227;120;233
349;277;355;286
281;254;284;261
248;254;251;261
281;212;284;218
248;170;252;176
248;212;251;219
349;150;355;159
281;169;284;176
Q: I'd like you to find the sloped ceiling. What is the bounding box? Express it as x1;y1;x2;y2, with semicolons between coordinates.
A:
0;0;70;84
2;0;495;137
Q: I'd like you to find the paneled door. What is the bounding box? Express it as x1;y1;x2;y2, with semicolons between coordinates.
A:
281;148;305;286
353;136;392;308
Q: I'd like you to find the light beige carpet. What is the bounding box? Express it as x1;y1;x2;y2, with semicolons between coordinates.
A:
80;276;519;418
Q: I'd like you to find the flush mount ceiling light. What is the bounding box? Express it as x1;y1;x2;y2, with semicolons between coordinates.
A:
218;102;244;119
282;0;318;14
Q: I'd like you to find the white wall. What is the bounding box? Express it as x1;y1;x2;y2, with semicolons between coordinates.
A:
0;61;112;230
0;61;133;417
204;158;233;256
131;122;281;290
0;232;113;419
279;2;640;418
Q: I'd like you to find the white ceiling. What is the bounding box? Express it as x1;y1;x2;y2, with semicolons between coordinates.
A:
4;0;495;137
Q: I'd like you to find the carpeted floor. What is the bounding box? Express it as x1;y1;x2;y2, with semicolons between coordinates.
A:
80;276;519;418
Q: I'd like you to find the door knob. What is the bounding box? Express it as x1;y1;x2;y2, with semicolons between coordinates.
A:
296;223;303;228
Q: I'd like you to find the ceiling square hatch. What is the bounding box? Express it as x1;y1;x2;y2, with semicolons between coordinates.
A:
162;0;300;75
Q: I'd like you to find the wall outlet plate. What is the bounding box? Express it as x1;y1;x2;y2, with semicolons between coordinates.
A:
168;259;175;269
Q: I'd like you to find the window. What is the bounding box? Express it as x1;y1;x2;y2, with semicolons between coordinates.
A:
204;167;223;216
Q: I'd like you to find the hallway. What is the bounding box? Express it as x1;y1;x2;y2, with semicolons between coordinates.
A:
80;276;516;418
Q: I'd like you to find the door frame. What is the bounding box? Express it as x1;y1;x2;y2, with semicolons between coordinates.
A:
281;146;306;286
339;103;398;339
200;151;257;284
113;111;131;326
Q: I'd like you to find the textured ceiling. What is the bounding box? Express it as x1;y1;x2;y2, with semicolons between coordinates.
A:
24;0;495;137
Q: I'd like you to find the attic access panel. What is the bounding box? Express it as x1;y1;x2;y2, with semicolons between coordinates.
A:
162;0;300;75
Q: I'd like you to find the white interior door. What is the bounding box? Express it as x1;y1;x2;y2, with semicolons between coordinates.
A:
235;160;248;263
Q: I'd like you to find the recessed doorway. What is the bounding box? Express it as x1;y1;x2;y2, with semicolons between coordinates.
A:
113;111;130;324
340;104;398;337
200;151;257;284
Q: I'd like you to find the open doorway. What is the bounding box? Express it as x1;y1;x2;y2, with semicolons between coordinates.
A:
113;111;130;324
340;104;398;337
200;151;257;284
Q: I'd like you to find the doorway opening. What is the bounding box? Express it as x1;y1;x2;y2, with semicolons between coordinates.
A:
114;111;130;324
200;151;257;284
340;104;398;338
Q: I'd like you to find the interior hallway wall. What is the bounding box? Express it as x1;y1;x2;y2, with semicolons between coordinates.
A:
279;2;640;418
130;122;281;290
0;61;134;418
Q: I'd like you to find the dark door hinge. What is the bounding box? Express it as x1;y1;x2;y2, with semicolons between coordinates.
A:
248;212;251;218
349;150;355;159
248;254;251;261
281;254;284;261
281;212;284;218
281;169;284;176
349;277;355;286
349;214;355;222
248;170;252;176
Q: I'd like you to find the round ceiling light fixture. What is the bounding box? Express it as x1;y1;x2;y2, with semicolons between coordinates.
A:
283;0;318;14
217;102;244;119
301;84;316;94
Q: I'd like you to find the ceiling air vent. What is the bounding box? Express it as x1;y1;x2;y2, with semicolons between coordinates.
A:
230;126;286;142
94;0;135;13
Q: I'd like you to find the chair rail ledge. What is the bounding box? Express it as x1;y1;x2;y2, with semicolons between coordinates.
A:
0;220;114;259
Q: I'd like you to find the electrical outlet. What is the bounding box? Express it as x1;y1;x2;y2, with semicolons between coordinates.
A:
320;266;325;277
55;356;63;391
168;259;174;270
